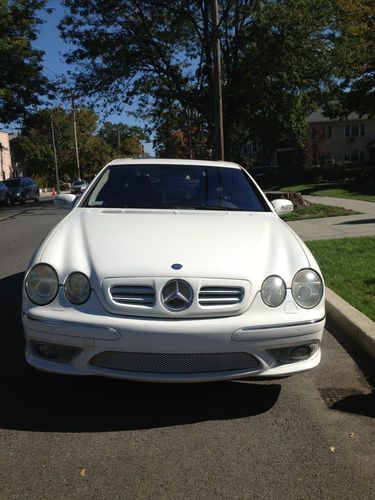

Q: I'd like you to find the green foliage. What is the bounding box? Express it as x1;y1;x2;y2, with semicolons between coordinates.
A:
58;1;374;157
0;0;50;123
327;0;375;117
98;122;148;158
59;0;343;159
16;107;113;184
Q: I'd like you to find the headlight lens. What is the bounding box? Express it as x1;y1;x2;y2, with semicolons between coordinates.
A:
25;264;59;305
292;269;323;309
261;275;286;307
64;272;91;305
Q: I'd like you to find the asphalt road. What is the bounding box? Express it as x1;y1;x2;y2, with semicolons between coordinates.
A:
0;201;374;499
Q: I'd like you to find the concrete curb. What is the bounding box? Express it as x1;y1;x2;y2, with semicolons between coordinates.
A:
325;287;375;358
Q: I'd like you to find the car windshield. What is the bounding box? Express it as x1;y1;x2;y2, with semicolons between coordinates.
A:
83;164;270;211
3;179;21;188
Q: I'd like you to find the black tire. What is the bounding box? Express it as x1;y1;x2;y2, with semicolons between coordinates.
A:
34;193;40;203
5;195;11;207
20;194;26;204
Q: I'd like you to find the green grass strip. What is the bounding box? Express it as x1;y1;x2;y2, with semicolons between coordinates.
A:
281;203;358;221
272;181;375;202
306;237;375;321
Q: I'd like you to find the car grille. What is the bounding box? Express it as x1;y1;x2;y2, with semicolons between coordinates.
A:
90;351;259;374
198;287;244;306
110;286;155;307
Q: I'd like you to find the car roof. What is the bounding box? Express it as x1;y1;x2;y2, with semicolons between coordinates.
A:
106;158;242;169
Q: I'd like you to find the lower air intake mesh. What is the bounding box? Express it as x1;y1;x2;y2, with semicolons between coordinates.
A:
90;351;259;374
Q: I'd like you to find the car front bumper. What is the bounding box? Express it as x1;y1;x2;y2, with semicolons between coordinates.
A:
23;290;325;383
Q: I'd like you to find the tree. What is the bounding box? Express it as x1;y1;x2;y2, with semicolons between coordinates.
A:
98;122;148;158
327;0;375;117
0;0;50;124
59;1;344;160
16;107;112;185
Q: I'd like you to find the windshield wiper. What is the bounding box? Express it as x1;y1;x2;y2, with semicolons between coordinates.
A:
151;204;241;211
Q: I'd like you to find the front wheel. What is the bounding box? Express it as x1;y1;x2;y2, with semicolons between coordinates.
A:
5;195;11;207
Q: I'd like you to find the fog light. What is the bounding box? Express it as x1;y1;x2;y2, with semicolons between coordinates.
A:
290;345;313;361
31;342;81;362
34;343;59;359
269;342;318;364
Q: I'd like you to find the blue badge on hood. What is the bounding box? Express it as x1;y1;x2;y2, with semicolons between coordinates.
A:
171;263;183;270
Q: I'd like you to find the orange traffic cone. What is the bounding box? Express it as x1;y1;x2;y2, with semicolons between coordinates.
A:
51;187;57;196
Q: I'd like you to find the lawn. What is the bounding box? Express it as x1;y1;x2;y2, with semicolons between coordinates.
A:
271;180;375;202
306;237;375;321
281;203;358;221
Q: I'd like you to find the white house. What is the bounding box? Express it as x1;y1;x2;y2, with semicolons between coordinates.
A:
0;131;12;180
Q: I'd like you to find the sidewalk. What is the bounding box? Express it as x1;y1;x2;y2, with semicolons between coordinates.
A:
287;195;375;241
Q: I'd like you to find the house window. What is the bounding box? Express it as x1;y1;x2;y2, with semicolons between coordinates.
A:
359;150;365;162
351;150;358;162
344;151;350;161
345;123;366;137
327;126;332;138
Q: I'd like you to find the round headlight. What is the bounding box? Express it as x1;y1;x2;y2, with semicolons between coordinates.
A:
25;264;59;305
261;275;286;307
64;272;91;305
292;269;323;309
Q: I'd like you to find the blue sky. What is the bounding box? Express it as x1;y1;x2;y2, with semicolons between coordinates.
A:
32;1;153;154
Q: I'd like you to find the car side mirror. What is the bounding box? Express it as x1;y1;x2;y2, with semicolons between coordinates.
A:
271;199;294;215
54;194;77;210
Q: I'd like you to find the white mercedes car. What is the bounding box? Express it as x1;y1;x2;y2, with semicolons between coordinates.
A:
22;159;325;382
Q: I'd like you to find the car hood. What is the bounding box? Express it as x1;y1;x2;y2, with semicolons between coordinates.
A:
39;208;310;290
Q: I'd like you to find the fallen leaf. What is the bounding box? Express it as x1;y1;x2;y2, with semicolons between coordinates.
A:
330;446;336;453
349;432;355;438
80;468;87;477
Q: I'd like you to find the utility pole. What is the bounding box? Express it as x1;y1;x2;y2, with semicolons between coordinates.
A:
211;0;224;160
117;126;121;153
71;95;81;180
50;115;60;193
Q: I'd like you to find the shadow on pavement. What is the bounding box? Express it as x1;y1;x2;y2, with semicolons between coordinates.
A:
337;218;375;225
331;391;375;418
0;272;281;433
320;387;375;419
324;318;375;418
0;199;55;222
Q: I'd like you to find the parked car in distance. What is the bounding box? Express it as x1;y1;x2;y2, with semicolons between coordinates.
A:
3;177;39;204
23;159;325;383
0;181;11;206
71;180;88;194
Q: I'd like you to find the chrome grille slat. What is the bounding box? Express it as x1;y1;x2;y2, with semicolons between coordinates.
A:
198;297;240;304
90;351;259;374
199;287;244;306
110;285;155;307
